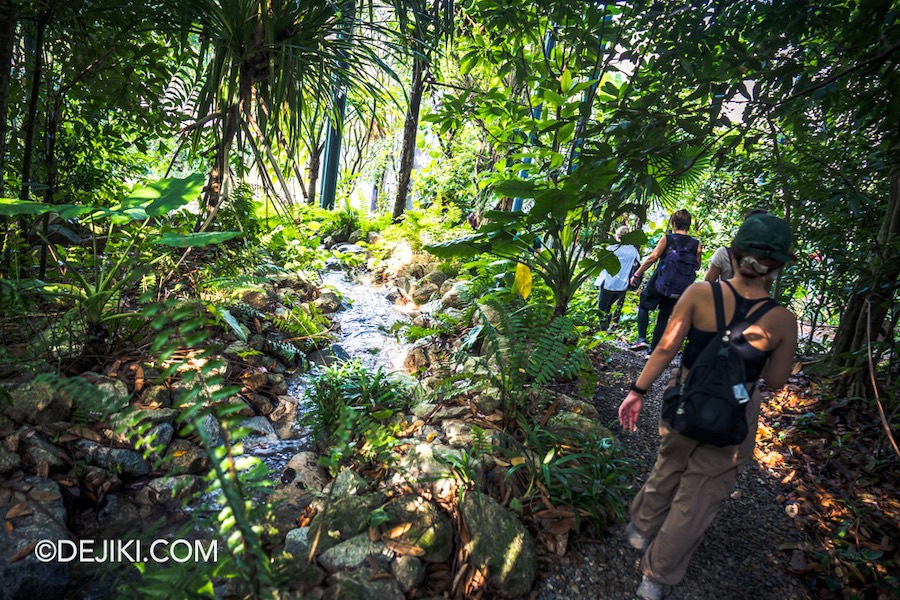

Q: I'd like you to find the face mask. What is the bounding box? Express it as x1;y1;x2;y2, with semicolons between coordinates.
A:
740;255;770;275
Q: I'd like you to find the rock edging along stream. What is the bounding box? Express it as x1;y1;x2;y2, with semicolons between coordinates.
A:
1;239;623;598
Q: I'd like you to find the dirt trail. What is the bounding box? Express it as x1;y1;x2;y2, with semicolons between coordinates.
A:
533;346;810;599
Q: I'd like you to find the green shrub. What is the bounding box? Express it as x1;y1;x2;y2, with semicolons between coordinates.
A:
304;361;411;475
503;423;633;535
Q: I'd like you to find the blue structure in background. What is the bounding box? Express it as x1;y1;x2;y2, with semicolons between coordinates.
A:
319;1;355;209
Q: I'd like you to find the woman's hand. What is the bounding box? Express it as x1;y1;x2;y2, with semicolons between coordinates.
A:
618;391;645;432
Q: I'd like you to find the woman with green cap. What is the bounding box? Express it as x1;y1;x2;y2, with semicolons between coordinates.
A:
617;213;798;600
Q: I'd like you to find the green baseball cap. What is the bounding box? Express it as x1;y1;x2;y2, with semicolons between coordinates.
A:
732;213;793;263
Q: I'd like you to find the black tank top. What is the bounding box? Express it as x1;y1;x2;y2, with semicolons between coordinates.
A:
682;280;776;382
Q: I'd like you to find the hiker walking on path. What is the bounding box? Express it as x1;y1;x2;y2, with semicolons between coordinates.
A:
629;210;701;354
596;225;640;331
616;213;798;600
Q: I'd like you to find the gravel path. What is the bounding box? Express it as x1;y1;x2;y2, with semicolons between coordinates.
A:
532;347;811;600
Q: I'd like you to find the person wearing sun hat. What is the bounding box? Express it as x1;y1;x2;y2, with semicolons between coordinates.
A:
616;212;798;600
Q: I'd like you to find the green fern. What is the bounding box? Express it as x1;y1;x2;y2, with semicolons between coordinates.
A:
526;315;589;385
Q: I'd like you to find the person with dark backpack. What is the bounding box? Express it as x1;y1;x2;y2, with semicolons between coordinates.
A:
629;210;701;354
616;213;798;600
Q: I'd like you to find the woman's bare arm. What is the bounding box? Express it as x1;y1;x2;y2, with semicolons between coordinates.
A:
761;309;798;388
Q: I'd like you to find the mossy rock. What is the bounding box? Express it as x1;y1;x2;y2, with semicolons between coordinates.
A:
308;492;385;554
382;495;454;563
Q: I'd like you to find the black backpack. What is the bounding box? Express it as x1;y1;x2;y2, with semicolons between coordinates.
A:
660;282;778;447
654;234;699;298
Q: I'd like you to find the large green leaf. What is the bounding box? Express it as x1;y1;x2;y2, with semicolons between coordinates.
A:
0;199;90;218
153;231;241;247
493;179;539;199
124;174;205;217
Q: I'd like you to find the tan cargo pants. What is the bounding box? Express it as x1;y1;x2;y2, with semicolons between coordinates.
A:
629;370;763;585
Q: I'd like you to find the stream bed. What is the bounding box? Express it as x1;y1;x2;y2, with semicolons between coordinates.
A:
241;269;414;475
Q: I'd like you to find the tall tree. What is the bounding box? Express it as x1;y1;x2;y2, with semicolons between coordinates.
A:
392;0;453;220
0;0;17;198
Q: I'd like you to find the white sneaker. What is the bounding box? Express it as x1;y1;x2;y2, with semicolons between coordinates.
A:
636;575;664;600
625;522;649;551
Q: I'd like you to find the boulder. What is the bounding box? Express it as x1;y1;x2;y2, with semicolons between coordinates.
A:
269;395;299;439
198;413;221;446
347;230;362;244
366;231;384;245
391;555;426;593
140;385;172;408
138;474;202;506
551;393;600;420
439;278;456;296
163;440;209;475
403;337;440;373
141;422;174;458
382;495;454;563
244;393;274;416
281;452;329;492
268;484;315;539
472;302;501;327
244;416;277;438
315;291;343;313
388;444;456;498
23;435;68;470
267;374;288;396
328;467;368;497
323;567;403;600
383;287;403;304
461;493;536;598
318;534;390;571
307;493;385;554
3;382;72;426
0;477;70;599
441;282;470;310
0;446;21;474
473;387;502;414
441;420;498;449
411;282;439;305
546;411;614;442
431;406;469;422
284;527;312;558
420;270;450;288
96;448;150;477
96;493;152;533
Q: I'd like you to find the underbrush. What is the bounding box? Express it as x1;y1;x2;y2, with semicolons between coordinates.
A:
756;375;900;598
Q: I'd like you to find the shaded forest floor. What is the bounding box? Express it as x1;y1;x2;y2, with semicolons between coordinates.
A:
533;343;898;599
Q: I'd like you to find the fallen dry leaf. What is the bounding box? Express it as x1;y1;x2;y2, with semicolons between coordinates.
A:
8;540;37;563
384;540;426;557
384;522;412;540
5;503;32;520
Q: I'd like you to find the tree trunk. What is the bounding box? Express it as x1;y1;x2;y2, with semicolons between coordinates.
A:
20;10;49;202
832;162;900;397
392;56;425;221
0;0;18;198
38;92;60;279
0;0;18;275
307;143;322;206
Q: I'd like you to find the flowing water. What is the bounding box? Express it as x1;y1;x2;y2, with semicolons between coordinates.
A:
242;269;413;474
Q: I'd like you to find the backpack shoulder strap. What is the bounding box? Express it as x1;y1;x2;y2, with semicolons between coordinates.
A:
743;298;779;326
711;281;726;333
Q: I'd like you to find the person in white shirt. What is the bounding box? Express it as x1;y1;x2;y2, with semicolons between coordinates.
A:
704;209;777;292
596;226;640;331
